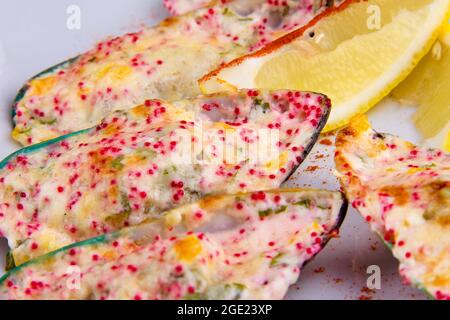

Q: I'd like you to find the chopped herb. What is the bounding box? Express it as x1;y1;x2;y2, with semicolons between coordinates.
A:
143;201;154;215
111;155;124;170
106;192;132;227
238;17;253;21
186;188;202;199
136;148;156;159
230;283;246;291
259;205;288;218
106;212;128;228
38;118;57;125
282;6;290;17
270;252;285;267
222;7;231;15
258;208;273;218
275;205;288;214
253;98;262;106
17;127;32;135
184;293;206;300
5;251;16;271
261;102;270;113
120;192;132;214
253;98;271;113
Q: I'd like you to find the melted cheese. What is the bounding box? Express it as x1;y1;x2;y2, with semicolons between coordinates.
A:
13;0;321;146
0;189;345;300
336;116;450;300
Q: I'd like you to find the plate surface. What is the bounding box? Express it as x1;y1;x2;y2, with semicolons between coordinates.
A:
0;0;427;300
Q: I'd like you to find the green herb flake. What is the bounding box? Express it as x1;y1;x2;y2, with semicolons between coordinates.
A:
261;102;271;113
253;98;262;106
136;148;156;160
184;293;206;300
120;192;132;214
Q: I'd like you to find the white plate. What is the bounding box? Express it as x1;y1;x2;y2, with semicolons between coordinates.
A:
0;0;427;300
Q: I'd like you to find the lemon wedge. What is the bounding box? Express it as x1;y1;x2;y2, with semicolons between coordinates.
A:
200;0;450;132
392;11;450;152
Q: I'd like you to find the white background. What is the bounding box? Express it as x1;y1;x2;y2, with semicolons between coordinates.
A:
0;0;427;299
